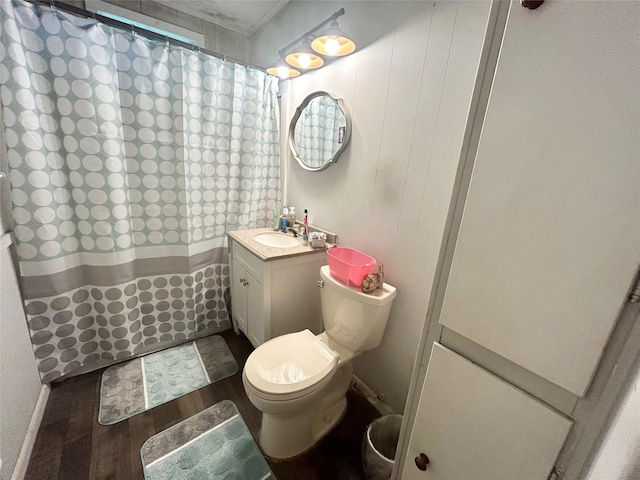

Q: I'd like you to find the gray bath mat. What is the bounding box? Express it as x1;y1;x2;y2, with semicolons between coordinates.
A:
99;335;238;425
141;400;274;480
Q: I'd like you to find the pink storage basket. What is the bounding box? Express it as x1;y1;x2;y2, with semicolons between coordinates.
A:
327;247;377;287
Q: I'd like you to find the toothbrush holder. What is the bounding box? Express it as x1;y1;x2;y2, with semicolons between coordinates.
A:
310;237;326;248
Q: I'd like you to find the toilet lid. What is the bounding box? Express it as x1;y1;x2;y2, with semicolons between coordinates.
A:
244;329;339;398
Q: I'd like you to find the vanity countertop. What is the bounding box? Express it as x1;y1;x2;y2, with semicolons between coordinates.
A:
228;228;328;261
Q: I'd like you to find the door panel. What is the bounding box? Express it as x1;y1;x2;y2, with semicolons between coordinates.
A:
402;343;572;480
438;0;640;396
231;260;248;334
246;271;263;347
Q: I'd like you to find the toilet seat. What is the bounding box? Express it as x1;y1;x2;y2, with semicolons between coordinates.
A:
244;329;339;401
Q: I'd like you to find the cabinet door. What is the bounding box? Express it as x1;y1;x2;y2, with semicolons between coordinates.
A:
245;271;264;347
231;260;248;335
402;343;572;480
439;0;640;396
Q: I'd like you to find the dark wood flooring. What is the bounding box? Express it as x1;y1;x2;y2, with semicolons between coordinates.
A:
25;329;381;480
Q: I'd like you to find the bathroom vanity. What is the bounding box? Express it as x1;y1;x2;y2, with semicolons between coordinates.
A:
228;228;327;348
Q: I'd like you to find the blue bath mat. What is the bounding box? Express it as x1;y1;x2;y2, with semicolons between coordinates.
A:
99;335;238;424
141;400;275;480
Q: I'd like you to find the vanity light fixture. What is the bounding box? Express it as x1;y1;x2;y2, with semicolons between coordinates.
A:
310;20;356;57
266;59;301;79
267;8;355;79
285;39;324;70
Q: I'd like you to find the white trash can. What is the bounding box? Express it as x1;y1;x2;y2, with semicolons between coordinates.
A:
362;414;403;480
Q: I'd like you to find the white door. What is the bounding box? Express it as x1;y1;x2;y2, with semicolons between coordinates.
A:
438;0;640;396
401;343;572;480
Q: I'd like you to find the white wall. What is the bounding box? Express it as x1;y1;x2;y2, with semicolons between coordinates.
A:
0;115;43;479
0;241;44;479
262;1;491;412
250;1;426;69
96;0;252;63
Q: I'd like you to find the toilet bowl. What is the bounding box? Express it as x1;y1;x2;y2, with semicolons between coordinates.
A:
242;265;396;459
242;330;354;459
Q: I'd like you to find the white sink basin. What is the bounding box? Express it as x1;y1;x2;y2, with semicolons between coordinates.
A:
254;233;300;248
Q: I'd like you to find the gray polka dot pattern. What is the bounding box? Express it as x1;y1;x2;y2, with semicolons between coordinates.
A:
24;264;231;383
0;0;281;382
0;1;281;261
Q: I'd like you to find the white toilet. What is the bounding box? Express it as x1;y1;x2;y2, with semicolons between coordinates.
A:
242;264;397;459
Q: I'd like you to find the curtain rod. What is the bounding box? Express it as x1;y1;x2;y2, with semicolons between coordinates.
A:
34;0;269;74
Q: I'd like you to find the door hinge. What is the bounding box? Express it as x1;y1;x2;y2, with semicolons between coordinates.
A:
628;267;640;303
548;466;563;480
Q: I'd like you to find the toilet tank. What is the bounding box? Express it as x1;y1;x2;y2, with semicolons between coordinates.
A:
319;265;397;354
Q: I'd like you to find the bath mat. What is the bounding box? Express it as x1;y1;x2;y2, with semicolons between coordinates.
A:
99;335;238;425
141;400;274;480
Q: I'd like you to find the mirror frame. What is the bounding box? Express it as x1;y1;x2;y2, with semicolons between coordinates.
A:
289;91;352;172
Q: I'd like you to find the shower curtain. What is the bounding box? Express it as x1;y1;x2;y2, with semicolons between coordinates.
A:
0;0;280;382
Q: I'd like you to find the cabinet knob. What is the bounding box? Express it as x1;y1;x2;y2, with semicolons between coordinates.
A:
317;279;324;288
414;453;430;471
239;277;245;284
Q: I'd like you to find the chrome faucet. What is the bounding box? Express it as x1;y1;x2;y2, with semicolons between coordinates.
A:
286;227;299;237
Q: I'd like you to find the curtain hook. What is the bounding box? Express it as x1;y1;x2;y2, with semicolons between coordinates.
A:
92;11;98;28
49;0;62;19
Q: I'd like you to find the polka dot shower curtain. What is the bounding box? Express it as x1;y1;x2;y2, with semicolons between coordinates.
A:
293;94;343;168
0;0;280;382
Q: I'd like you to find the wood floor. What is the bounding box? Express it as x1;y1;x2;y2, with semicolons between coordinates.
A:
25;329;381;480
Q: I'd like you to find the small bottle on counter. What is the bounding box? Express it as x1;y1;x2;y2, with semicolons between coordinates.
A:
281;206;289;232
302;209;309;245
287;206;296;228
303;209;309;235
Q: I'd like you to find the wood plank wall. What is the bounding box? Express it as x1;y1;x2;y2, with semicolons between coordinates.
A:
281;1;491;412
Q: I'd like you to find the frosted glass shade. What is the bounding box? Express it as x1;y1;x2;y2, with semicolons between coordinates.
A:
285;51;324;70
311;34;356;57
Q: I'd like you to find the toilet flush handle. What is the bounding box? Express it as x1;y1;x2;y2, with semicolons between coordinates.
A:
317;279;324;288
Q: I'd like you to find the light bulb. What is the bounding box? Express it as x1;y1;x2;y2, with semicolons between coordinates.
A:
277;65;290;79
298;53;311;69
325;37;340;55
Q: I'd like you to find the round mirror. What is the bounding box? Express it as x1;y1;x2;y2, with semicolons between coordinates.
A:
289;91;352;171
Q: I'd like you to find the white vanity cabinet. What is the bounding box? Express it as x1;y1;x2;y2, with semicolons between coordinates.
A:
228;235;327;348
230;256;262;345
